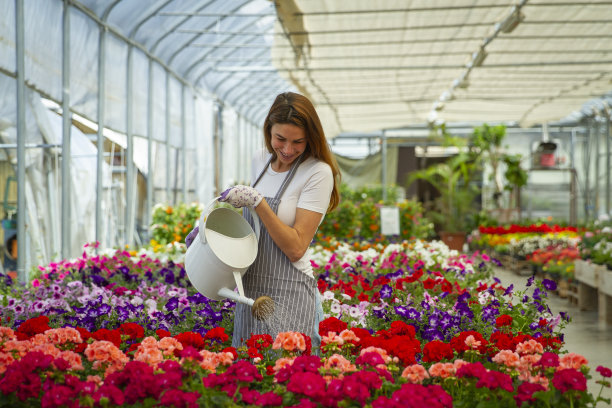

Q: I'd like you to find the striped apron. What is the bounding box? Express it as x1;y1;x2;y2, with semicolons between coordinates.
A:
232;154;318;349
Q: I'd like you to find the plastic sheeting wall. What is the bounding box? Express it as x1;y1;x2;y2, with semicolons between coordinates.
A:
0;0;261;270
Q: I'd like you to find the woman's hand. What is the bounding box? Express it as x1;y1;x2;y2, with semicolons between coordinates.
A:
185;226;199;248
218;185;263;208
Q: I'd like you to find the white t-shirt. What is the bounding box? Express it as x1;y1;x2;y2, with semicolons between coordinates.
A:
251;149;333;277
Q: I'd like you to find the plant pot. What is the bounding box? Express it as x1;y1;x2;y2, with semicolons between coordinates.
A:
439;231;466;251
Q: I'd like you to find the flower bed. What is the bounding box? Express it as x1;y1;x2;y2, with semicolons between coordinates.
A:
0;241;610;407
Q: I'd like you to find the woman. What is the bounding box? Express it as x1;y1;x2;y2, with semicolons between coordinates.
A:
200;92;340;350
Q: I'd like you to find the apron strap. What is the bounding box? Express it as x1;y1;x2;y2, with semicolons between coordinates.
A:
274;154;305;200
251;156;274;189
252;153;305;201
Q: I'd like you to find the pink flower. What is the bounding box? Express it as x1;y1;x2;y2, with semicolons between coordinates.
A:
515;382;546;407
341;375;371;404
552;368;587;393
476;370;514;393
596;365;612;378
256;391;283;407
537;352;559;368
286;371;326;399
158;389;200;408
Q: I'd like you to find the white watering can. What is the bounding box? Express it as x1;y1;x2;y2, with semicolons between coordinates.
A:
184;197;274;319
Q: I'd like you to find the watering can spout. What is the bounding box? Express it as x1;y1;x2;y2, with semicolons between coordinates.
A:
217;287;254;307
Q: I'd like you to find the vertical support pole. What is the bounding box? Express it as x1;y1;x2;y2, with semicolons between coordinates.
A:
594;115;601;217
145;59;153;237
606;111;611;215
61;0;72;260
181;85;187;202
15;0;27;282
381;129;388;202
215;101;224;195
125;45;134;246
165;72;171;203
96;26;106;249
584;120;592;221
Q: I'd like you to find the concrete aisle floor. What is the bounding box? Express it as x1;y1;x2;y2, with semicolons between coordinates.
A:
493;267;612;404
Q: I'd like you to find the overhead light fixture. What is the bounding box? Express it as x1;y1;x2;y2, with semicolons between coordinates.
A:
499;10;525;33
471;48;488;68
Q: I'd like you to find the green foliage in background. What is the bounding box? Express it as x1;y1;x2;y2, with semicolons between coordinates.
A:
316;184;434;243
150;202;204;245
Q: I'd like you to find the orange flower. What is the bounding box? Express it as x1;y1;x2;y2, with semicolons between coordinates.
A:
558;353;588;370
492;350;520;369
516;339;543;356
428;362;456;378
401;364;430;384
272;332;306;353
324;354;356;376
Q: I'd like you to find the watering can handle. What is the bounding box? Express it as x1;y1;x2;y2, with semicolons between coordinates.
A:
197;196;261;245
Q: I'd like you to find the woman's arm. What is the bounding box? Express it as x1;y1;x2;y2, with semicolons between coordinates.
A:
254;200;323;262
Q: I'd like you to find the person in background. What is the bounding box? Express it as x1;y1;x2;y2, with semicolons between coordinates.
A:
186;92;340;351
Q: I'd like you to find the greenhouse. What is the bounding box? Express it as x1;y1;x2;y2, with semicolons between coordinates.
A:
1;0;612;406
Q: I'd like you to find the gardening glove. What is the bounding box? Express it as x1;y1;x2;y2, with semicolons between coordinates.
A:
185;226;199;248
218;185;263;209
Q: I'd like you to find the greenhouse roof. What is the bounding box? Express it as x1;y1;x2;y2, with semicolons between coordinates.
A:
12;0;612;137
69;0;296;125
272;0;612;137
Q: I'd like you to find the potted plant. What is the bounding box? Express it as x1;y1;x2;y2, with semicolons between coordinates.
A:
470;124;528;220
407;126;481;250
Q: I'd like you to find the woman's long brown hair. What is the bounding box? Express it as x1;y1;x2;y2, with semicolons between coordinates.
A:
263;92;340;212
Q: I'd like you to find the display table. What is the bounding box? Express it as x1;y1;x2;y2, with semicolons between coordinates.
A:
574;259;612;325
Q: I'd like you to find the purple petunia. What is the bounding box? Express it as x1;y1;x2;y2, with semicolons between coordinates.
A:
542;279;557;291
379;284;393;299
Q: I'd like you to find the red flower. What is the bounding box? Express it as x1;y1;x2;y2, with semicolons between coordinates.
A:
246;333;273;350
387;321;417;338
495;314;513;328
174;332;205;350
247;347;263;360
451;331;488;354
358;292;370;302
204;327;229;343
319;316;348;337
552;368;587;393
422;278;437;290
15;316;51;340
119;322;145;340
222;347;238;360
156;329;171;338
422;340;454;362
91;328;122;348
74;327;92;353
